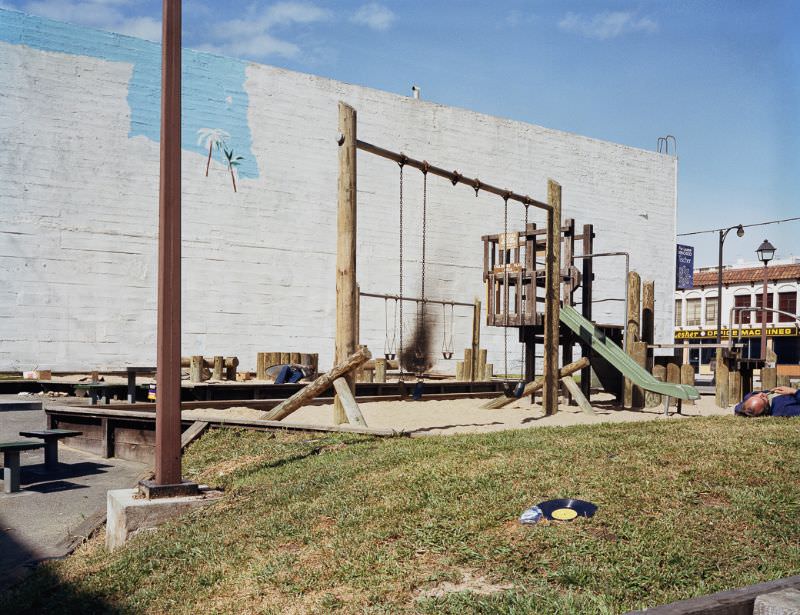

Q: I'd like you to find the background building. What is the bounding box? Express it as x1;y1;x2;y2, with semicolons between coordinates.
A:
1;9;680;372
674;257;800;376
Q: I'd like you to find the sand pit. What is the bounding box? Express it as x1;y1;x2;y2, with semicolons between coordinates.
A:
182;393;731;436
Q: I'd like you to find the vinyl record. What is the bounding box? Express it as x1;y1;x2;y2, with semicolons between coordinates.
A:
537;498;597;521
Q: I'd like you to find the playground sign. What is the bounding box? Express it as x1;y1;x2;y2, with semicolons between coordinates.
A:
676;245;694;289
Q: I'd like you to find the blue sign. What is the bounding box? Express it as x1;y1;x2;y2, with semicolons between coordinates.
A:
676;244;694;289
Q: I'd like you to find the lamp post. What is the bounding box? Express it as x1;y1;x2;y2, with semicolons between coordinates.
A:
756;239;776;361
716;225;744;343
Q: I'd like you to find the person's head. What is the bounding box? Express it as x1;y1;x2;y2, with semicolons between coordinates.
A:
741;392;770;417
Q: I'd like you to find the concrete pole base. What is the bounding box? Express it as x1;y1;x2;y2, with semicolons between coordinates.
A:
106;487;223;552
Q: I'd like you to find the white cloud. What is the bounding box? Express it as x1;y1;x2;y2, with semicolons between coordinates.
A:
209;2;331;60
504;10;536;28
558;11;658;40
19;0;161;41
351;3;395;31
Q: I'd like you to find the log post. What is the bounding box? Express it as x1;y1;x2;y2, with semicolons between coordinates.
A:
263;347;370;421
648;364;667;407
632;341;648;408
374;358;387;383
335;101;358;425
256;353;266;380
212;355;224;381
761;367;777;391
715;356;730;408
225;357;237;381
642;280;655;373
471;298;481;381
280;352;291;365
562;375;595;415
667;361;681;407
543;180;562;416
266;352;280;371
477;349;487;381
455;361;464;381
332;377;367;426
484;363;493;380
729;369;742;406
464;348;474;381
483;357;588;410
190;355;203;383
624;271;641;408
681;363;696;405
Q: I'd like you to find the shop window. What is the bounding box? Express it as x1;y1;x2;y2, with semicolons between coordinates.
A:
686;298;701;326
675;300;682;326
705;297;718;325
778;291;797;323
734;295;751;324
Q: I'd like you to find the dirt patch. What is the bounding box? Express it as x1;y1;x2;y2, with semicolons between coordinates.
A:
416;570;513;600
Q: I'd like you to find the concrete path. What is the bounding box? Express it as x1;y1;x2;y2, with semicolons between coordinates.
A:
0;396;147;591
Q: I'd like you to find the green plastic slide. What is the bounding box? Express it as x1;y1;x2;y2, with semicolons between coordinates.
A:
559;305;700;401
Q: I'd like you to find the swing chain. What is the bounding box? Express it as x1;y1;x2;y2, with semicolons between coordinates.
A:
520;204;529;380
503;195;509;380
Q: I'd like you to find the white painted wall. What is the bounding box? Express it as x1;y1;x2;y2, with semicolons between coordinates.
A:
0;13;678;372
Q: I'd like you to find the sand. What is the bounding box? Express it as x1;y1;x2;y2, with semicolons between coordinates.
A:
181;393;732;437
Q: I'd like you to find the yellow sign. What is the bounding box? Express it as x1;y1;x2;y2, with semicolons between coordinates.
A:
675;326;798;340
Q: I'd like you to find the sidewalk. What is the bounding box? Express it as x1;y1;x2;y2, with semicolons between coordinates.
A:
0;397;147;591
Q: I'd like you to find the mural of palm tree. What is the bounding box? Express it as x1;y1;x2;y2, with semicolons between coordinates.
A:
223;147;244;193
196;128;230;176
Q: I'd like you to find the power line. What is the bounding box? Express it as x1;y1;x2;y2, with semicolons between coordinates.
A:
677;216;800;237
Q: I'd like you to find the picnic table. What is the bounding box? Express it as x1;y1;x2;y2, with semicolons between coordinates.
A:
1;441;44;493
19;429;82;470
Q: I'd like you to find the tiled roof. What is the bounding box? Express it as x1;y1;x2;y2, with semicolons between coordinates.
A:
693;264;800;287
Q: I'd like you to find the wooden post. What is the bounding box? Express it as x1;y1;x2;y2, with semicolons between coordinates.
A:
455;361;464;381
335;101;358;425
256;353;266;380
212;355;224;381
484;363;493;380
623;271;641;408
280;352;291;365
580;224;594;400
761;367;777;391
290;352;301;365
631;341;647;408
648;364;666;407
477;349;487;381
263;348;370;421
464;348;474;381
189;355;203;383
681;364;696;405
152;0;184;487
642;280;655;373
374;358;387;383
667;361;680;407
562;376;595;415
471;298;481;381
715;355;730;408
225;356;237;381
729;369;742;406
543;180;561;416
266;352;280;371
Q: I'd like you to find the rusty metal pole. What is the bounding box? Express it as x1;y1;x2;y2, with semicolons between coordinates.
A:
154;0;183;487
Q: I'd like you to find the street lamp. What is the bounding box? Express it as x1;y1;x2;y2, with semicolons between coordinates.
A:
756;239;775;361
717;224;744;344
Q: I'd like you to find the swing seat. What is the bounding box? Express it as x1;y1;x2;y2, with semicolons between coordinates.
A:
512;381;526;398
412;381;424;400
384;353;396;361
442;351;453;360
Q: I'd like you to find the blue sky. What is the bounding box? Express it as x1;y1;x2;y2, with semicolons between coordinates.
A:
3;0;798;268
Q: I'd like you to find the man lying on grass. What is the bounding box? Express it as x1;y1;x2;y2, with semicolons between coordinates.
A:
735;386;800;417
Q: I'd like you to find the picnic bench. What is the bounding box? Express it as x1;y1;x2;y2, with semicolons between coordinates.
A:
126;366;155;403
19;429;82;470
74;383;113;405
1;441;44;493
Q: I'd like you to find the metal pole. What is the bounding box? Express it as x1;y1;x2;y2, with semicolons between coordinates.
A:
717;230;724;344
154;0;182;486
359;291;473;308
761;261;768;361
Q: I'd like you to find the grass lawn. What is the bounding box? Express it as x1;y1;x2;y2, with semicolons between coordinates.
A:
2;416;799;614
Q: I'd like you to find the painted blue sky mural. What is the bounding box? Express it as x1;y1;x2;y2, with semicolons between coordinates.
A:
0;9;258;179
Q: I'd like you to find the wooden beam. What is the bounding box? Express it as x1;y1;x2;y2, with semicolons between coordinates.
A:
561;376;595;415
180;421;209;449
642;280;655;373
335;101;358;425
542;180;562;415
263;347;371;422
355;139;551;212
483;357;588;410
332;377;367;426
